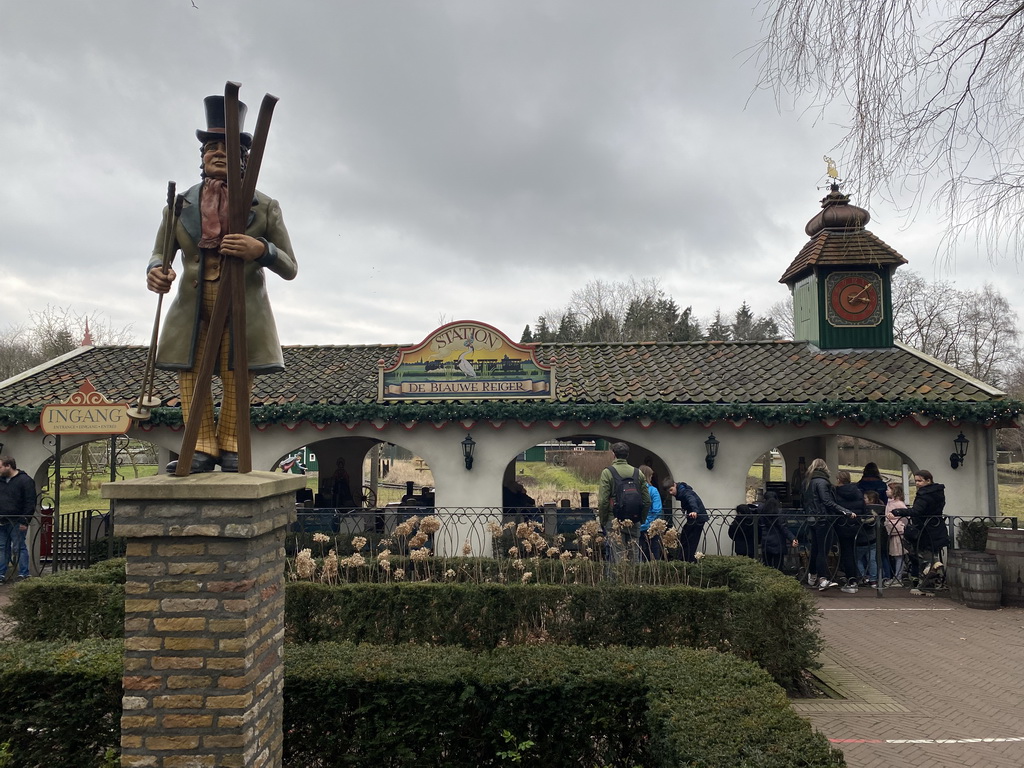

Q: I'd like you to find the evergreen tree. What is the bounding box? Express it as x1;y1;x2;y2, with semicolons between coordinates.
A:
622;298;657;341
731;302;781;341
533;316;554;343
704;310;732;341
555;309;583;342
520;325;534;343
672;306;703;341
583;313;621;342
731;302;756;341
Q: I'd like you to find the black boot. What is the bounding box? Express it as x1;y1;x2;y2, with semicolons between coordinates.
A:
165;451;217;475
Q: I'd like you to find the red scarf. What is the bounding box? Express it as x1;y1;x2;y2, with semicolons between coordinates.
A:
197;178;230;249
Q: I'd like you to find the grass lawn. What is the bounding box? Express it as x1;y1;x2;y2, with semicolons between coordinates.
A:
48;464;160;515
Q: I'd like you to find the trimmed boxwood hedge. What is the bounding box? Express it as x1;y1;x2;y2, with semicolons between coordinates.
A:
0;639;122;767
283;642;846;767
0;641;845;767
4;556;821;689
283;555;823;690
285;577;820;689
4;558;126;641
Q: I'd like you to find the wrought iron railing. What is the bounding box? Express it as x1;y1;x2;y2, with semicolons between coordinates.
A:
284;506;1018;592
18;507;119;576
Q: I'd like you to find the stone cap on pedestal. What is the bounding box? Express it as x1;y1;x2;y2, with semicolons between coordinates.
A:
102;470;307;501
102;471;306;539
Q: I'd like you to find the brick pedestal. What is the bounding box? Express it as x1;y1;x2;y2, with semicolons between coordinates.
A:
103;471;304;768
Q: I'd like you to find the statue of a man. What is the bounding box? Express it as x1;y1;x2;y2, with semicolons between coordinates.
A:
146;95;297;473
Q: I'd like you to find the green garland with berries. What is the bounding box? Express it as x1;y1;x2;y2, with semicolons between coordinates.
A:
3;398;1021;430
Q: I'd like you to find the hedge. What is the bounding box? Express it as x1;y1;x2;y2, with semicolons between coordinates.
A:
283;642;845;767
0;641;844;768
287;550;787;587
4;557;821;689
4;558;126;641
284;577;820;689
0;639;122;767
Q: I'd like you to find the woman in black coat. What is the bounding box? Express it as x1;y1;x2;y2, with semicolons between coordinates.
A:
802;459;856;591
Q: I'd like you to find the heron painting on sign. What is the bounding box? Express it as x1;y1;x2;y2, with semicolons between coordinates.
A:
379;320;556;401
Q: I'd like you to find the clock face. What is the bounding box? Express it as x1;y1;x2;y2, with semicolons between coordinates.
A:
825;272;883;326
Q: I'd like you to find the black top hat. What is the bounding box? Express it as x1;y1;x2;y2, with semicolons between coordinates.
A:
196;95;253;148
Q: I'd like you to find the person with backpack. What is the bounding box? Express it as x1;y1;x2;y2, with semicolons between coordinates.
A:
597;442;651;564
668;479;710;562
758;492;799;572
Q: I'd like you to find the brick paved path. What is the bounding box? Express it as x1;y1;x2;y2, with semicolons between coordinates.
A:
794;588;1024;768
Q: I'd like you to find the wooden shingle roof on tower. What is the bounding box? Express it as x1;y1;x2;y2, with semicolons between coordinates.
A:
779;184;908;284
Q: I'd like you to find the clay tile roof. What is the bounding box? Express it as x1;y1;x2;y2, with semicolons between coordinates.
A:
0;341;1003;410
778;229;908;284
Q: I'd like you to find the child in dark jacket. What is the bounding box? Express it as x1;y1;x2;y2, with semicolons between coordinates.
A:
834;471;865;592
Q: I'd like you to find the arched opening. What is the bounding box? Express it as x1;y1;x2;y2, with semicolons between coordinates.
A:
740;434;918;508
494;434;693;561
274;437;437;511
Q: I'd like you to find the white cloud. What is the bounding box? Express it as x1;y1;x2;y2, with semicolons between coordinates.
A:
1;0;1020;349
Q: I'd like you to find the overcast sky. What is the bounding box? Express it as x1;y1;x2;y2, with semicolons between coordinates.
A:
2;0;1020;348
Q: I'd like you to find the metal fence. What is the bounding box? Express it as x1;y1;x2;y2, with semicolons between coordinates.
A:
11;508;117;577
28;501;1011;591
285;505;1017;593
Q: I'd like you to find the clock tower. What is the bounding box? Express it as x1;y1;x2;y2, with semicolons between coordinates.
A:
779;184;907;349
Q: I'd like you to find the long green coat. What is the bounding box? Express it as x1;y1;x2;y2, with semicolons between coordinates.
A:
149;182;297;373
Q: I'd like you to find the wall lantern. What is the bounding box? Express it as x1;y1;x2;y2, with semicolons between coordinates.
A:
949;431;969;470
704;433;719;470
462;432;476;471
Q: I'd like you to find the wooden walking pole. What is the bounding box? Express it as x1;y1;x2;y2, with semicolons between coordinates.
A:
128;183;183;423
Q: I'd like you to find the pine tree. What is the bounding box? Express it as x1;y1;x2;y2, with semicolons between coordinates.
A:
555;310;583;342
704;310;732;341
533;316;553;343
672;306;703;341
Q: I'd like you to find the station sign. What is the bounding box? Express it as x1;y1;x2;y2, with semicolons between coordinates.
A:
41;379;130;435
379;321;555;401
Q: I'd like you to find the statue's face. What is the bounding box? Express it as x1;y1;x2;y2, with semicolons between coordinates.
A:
202;140;228;180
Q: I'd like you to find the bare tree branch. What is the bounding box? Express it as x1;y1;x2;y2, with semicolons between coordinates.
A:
754;0;1024;261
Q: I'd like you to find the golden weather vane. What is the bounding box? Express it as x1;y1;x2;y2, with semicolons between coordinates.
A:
823;155;842;183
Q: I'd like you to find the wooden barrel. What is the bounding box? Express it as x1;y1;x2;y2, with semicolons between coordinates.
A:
959;552;1001;610
986;528;1024;607
945;549;963;603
